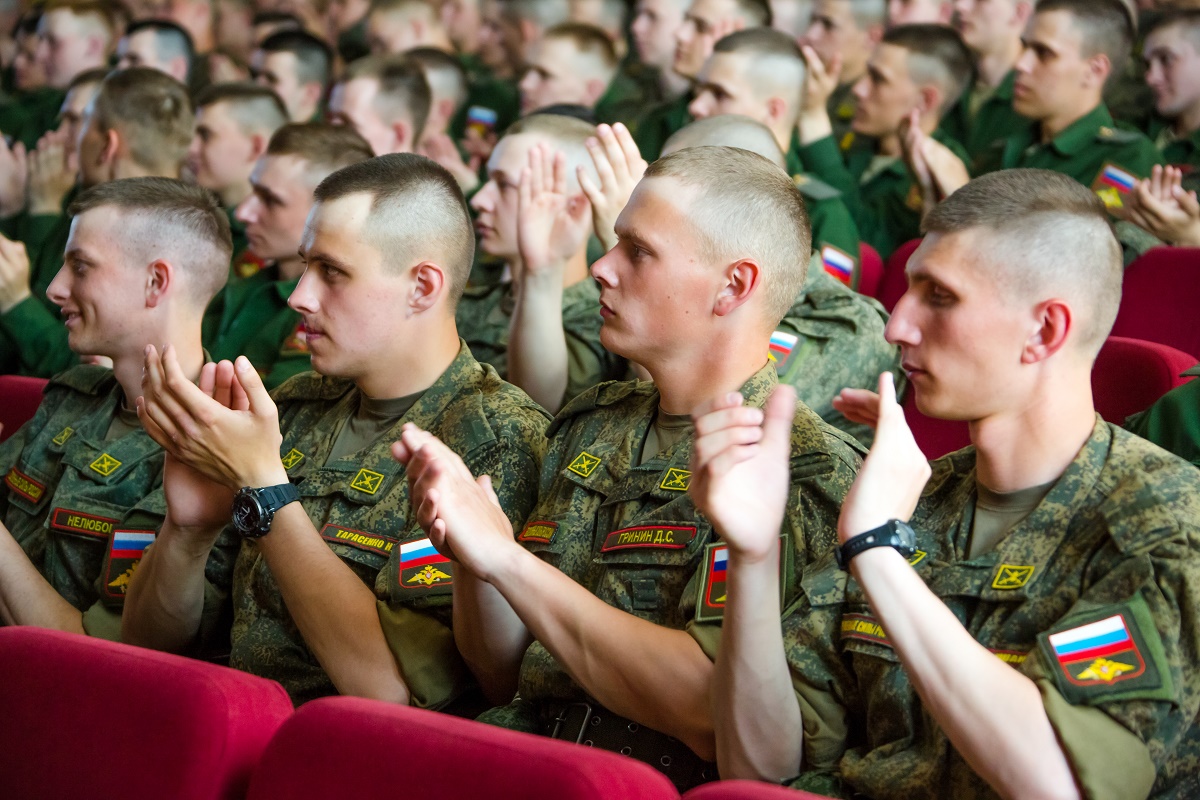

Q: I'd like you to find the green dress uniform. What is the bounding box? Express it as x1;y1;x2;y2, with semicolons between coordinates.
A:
453;54;521;141
1148;116;1200;178
775;418;1200;799
773;258;902;448
800;130;970;260
0;87;65;149
455;277;629;406
477;364;863;790
827;81;859;153
633;93;691;161
787;170;862;287
595;70;653;132
984;104;1164;215
939;70;1035;174
336;17;370;65
1125;366;1200;468
203;265;308;390
0;365;238;641
216;343;549;706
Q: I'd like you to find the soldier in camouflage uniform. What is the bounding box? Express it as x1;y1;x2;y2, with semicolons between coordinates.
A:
695;169;1200;798
124;154;549;710
399;146;862;791
0;178;231;637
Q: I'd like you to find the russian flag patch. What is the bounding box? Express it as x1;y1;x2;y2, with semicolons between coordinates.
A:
821;245;857;286
1092;163;1138;210
397;537;453;592
769;331;798;363
1047;614;1144;686
104;529;156;599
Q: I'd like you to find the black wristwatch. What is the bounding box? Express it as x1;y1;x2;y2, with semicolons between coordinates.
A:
231;483;300;539
835;519;917;570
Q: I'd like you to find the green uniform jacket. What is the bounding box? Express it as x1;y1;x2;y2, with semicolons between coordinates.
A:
1126;366;1200;469
454;54;521;140
204;265;308;390
1148;116;1200;173
783;419;1200;799
800;130;970;259
985;104;1164;215
336;17;370;65
595;69;653;131
939;70;1035;174
479;364;862;733
633;93;691;161
0;87;65;149
788;172;862;288
827;81;859;152
774;261;901;447
223;344;549;706
455;277;628;405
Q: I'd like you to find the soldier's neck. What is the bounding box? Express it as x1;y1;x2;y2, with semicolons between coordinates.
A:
1039;99;1100;143
115;339;205;412
973;38;1021;90
649;335;769;416
355;315;461;400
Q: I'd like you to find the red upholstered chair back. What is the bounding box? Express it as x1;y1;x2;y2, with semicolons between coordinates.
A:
0;374;48;442
902;388;972;461
1092;336;1198;424
857;243;884;298
1110;247;1200;359
683;779;834;799
0;627;293;800
246;696;682;800
879;238;921;312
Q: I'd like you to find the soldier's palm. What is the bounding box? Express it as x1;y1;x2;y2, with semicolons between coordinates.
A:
163;452;234;531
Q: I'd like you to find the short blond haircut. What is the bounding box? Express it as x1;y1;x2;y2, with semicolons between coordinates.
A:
644;146;810;325
503;113;598;191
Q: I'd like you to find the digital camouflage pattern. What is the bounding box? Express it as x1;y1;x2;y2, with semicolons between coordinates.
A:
774;260;902;448
454;277;628;406
784;418;1200;799
225;343;549;706
480;364;863;736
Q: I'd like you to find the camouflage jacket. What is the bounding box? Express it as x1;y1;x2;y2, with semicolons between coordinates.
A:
227;343;549;706
787;419;1200;800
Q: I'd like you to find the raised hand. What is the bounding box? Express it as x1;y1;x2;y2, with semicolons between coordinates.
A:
27;129;76;217
1123;165;1200;247
0;136;28;218
419;132;482;193
836;373;930;543
578;123;646;253
0;233;32;313
798;45;839;144
516;143;592;276
689;385;796;560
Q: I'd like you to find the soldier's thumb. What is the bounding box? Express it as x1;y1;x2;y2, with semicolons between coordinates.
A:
762;384;796;454
234;356;272;413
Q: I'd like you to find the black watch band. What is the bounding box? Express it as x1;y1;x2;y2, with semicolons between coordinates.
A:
835;519;917;570
232;482;300;539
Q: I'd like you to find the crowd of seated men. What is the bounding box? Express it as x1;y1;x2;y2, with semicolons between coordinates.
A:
1;0;1200;796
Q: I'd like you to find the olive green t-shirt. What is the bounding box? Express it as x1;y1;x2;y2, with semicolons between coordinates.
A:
325;391;424;464
637;408;694;465
968;479;1055;559
104;405;142;442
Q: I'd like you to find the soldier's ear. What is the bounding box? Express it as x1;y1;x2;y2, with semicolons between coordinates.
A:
144;259;171;308
408;260;447;314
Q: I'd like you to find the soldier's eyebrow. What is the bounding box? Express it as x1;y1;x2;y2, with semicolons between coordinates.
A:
300;248;354;273
614;222;657;254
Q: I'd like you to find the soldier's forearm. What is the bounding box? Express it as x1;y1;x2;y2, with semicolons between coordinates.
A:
715;549;802;782
509;269;570;413
851;547;1083;800
0;523;84;633
452;568;530;706
122;520;216;652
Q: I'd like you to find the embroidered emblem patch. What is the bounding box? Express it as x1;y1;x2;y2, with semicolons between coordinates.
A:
5;467;46;503
841;613;890;647
769;331;798;363
349;468;384;495
991;564;1035;590
567;451;601;478
907;549;927;567
104;529;155;598
1048;614;1144;687
52;427;74;446
905;184;923;212
89;453;122;477
281;448;305;469
1091;162;1137;211
600;525;697;552
991;649;1028;666
319;524;395;557
659;468;691;491
695;538;786;622
821;245;857;286
50;508;117;539
398;538;453;590
518;520;558;544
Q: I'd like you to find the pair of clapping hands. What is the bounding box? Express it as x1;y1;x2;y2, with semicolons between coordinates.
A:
1121;165;1200;247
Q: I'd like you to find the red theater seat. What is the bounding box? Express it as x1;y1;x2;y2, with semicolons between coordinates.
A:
903;389;971;461
1111;247;1200;359
0;374;47;442
684;780;834;799
246;696;681;800
0;627;292;800
879;238;921;312
857;243;884;298
1092;336;1198;424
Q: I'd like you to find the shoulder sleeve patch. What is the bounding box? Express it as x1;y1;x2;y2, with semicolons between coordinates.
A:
793;174;842;201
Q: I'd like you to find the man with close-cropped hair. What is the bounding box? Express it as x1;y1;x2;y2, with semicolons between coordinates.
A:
518;22;620;116
366;0;457;53
398;144;861;792
800;0;885;147
695;167;1200;798
36;0;114;91
0;67;195;378
629;0;692;148
252;30;331;123
1143;9;1200;174
125;153;550;711
406;46;471;148
0;177;233;641
206;123;373;388
116;20;195;84
797;23;972;257
886;0;950;25
327;55;432;156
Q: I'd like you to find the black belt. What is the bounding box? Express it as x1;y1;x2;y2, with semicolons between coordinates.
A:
545;701;717;792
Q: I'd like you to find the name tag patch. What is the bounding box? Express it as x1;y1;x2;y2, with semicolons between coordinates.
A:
50;508;117;539
842;613;890;646
5;468;46;503
518;520;558;544
398;537;453;590
104;529;155;598
601;525;697;552
320;523;396;557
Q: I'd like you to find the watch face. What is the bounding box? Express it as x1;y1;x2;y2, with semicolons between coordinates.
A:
895;520;917;554
232;492;265;533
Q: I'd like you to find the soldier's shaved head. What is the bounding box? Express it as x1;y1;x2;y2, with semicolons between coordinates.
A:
662;115;787;169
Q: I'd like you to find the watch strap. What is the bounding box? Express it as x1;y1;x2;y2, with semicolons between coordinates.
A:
257;482;300;513
836;519;914;570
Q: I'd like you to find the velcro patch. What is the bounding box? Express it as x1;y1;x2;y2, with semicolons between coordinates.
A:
1048;614;1144;687
841;613;890;647
991;564;1036;590
821;245;857;286
601;525;697;552
51;427;74;446
567;451;601;478
695;537;787;623
104;529;155;599
50;508;117;539
518;520;558;544
349;468;385;495
397;537;454;591
769;331;798;363
320;523;396;557
658;468;691;491
991;648;1028;666
5;467;46;503
1091;162;1138;211
89;453;122;477
281;448;305;469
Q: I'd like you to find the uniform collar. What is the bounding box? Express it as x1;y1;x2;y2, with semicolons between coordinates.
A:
1045;104;1114;157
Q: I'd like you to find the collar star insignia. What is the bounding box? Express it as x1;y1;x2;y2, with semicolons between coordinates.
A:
659;468;691;491
89;453;122;477
567;451;601;478
350;468;385;494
